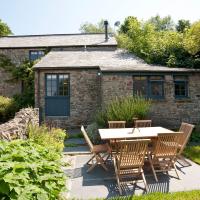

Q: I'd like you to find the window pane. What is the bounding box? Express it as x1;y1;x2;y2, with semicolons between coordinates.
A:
63;75;69;96
29;50;45;61
58;74;69;96
51;75;57;96
133;76;147;96
46;75;52;96
174;75;188;98
150;82;163;96
59;75;64;96
175;82;186;96
38;51;45;55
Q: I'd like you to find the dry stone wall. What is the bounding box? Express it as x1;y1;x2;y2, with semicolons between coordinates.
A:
0;108;39;141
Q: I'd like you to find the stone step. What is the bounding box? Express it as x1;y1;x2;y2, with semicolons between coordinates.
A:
64;138;86;146
66;128;82;137
63;146;90;155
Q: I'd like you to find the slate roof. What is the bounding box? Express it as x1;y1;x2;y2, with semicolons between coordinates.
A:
0;33;117;48
33;50;199;72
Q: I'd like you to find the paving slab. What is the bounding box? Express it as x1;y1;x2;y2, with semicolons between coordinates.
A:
64;155;200;199
63;146;90;155
66;128;81;136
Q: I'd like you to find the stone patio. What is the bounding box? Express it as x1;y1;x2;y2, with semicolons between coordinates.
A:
63;154;200;199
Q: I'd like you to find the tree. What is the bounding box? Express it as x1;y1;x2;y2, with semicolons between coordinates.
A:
184;20;200;55
117;16;198;68
176;19;191;33
0;19;12;36
147;15;175;31
79;19;113;33
119;16;140;34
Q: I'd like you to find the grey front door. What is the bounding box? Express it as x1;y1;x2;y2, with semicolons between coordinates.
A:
45;74;70;116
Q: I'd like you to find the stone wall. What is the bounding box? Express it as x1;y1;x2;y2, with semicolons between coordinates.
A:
0;49;30;65
0;68;21;97
101;74;133;107
101;72;200;129
35;69;101;128
0;48;33;97
0;108;39;141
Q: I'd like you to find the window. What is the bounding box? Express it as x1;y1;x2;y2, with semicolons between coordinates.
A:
133;75;164;99
174;76;188;99
133;76;148;96
29;50;45;61
46;74;69;97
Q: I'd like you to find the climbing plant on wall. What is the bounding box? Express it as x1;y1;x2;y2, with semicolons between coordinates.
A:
0;54;35;108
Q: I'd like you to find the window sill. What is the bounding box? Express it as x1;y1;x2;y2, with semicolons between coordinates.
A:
46;116;70;118
151;98;167;102
174;98;191;103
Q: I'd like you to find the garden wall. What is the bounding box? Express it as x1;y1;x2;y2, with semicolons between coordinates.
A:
0;107;39;140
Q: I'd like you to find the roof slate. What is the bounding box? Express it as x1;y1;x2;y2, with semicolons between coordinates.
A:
33;50;199;72
0;33;117;48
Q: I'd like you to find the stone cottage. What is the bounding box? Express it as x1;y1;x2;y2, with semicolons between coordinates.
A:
33;50;200;129
0;33;200;129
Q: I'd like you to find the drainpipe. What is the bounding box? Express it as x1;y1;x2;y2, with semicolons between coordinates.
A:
104;20;109;41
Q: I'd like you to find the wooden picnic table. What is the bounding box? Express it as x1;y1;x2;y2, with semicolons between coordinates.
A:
99;127;174;140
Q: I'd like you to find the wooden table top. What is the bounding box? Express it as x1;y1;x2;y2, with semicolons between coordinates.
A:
99;127;174;140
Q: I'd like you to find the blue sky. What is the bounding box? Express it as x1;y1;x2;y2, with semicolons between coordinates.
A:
0;0;199;35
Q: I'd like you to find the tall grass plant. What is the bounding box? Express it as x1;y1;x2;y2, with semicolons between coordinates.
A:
96;95;151;127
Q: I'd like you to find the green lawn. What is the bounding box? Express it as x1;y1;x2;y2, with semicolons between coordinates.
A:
108;190;200;200
184;145;200;164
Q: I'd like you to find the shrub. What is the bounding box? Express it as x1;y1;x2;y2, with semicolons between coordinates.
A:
0;96;18;123
0;140;65;200
95;96;151;127
13;91;34;110
28;124;67;153
184;145;200;165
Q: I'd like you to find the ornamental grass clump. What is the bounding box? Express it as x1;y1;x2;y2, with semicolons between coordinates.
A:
96;95;151;127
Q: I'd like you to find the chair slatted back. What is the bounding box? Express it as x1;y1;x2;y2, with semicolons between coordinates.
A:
81;126;93;152
108;121;126;128
117;139;150;170
154;132;182;158
134;120;152;128
178;122;195;154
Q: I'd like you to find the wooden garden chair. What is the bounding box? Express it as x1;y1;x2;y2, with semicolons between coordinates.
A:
108;121;126;153
134;120;152;128
147;132;183;182
108;121;126;128
114;139;150;195
81;126;111;173
177;122;195;165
